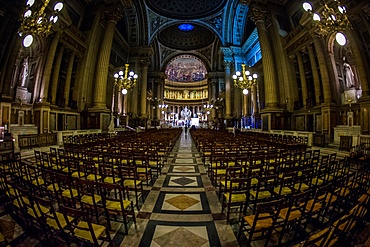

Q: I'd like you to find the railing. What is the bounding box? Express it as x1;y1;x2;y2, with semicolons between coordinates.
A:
18;133;57;150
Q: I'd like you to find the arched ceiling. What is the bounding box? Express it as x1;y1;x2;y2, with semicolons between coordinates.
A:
158;24;215;51
144;0;227;20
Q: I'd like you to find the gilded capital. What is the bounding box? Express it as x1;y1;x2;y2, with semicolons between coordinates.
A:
250;8;269;24
102;9;123;23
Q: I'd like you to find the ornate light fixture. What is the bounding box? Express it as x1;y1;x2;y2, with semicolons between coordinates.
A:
18;0;64;47
203;103;213;114
302;0;351;46
232;64;258;95
158;101;168;110
113;64;138;95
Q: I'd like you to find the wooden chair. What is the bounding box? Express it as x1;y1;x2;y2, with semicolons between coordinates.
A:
221;176;250;224
98;182;136;233
59;205;112;246
238;199;283;247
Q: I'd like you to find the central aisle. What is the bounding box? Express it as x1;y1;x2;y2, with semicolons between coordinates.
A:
120;130;238;246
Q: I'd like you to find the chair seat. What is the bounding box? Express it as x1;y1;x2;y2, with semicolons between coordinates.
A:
244;213;273;229
81;195;102;204
274;186;292;195
32;178;45;186
124;179;142;187
335;187;350;197
104;177;121;184
62;189;78;198
137;167;150;173
74;221;106;242
28;205;50;218
311;178;324;186
358;194;369;203
250;190;271;199
72;172;85;178
106;200;131;210
223;192;247;203
294;183;309;191
279;207;301;221
149;161;159;167
87;174;102;181
216;169;226;175
46;212;73;229
220;181;242;188
318;193;337;203
47;183;60;192
304;199;322;212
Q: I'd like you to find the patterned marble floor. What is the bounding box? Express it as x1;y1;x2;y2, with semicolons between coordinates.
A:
120;131;238;247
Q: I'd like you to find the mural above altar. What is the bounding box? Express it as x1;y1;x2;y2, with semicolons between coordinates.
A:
164;88;208;100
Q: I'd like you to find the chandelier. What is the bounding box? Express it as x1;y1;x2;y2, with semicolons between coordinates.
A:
158;101;168;110
232;64;258;95
203;103;213;114
18;0;64;47
113;64;138;95
302;0;351;46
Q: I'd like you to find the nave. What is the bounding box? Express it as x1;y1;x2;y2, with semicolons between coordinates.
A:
0;129;370;247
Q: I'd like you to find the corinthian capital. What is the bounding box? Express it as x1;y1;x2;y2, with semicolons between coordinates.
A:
250;8;270;25
102;9;123;23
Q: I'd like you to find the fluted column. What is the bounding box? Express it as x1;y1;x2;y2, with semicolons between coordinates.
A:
243;94;248;116
92;11;121;109
312;35;331;103
50;46;64;105
296;52;308;109
63;53;75;107
156;82;162;120
40;33;60;102
140;60;149;118
223;60;233;118
251;8;279;109
307;45;321;105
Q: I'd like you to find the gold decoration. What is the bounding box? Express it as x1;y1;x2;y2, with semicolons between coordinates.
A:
114;64;138;95
232;64;258;95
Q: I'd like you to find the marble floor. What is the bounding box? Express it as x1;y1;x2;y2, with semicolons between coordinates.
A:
120;131;238;247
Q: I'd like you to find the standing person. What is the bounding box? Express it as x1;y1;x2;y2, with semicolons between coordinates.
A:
185;125;188;134
233;126;236;137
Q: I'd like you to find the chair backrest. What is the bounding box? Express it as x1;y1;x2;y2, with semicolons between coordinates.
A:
302;227;331;247
59;205;100;245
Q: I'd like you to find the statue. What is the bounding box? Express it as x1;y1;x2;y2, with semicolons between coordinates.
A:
181;106;192;119
343;57;355;89
20;57;29;88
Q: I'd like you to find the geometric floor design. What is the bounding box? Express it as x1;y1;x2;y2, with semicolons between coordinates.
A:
120;130;238;246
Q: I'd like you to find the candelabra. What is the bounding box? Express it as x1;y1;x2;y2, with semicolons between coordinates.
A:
113;64;138;95
232;64;258;95
303;0;351;46
18;0;64;47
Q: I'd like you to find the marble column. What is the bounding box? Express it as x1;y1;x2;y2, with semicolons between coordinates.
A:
243;94;248;116
156;82;162;120
307;45;322;105
40;33;60;102
63;53;75;107
224;60;233;118
92;12;121;109
296;52;308;109
251;8;279;109
50;46;64;105
140;60;149;118
312;35;331;103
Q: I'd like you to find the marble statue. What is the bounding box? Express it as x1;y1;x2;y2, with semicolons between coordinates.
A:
181;106;191;119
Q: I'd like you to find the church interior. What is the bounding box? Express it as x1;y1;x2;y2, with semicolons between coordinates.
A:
0;0;370;246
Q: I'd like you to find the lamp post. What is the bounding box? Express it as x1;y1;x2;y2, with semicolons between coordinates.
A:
19;0;64;47
113;64;138;95
232;64;258;95
302;0;351;46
